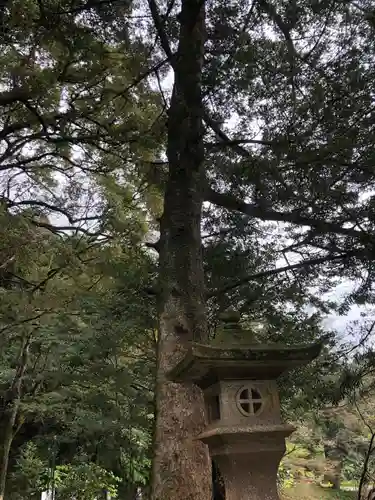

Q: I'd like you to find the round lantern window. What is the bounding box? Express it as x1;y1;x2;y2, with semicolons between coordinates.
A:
236;386;264;416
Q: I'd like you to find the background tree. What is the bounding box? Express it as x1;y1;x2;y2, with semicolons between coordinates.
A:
0;197;156;498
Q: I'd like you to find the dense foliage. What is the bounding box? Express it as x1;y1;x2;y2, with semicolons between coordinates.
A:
0;207;156;497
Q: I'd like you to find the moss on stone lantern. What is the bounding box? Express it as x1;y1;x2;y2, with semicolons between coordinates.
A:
167;311;323;500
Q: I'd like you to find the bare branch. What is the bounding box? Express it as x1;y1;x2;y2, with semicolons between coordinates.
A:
0;255;15;270
5;198;100;226
29;219;106;239
0;109;77;140
0;88;33;107
205;186;364;240
206;138;274;148
203;112;254;158
341;321;375;360
0;311;52;335
208;251;359;297
147;0;174;61
257;0;297;116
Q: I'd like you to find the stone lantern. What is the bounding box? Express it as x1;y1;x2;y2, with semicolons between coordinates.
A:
167;313;323;500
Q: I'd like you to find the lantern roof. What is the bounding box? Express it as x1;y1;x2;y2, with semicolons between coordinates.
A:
167;311;323;389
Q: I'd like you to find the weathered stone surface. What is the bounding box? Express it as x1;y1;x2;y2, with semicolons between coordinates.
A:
167;313;323;500
215;452;283;500
167;341;323;388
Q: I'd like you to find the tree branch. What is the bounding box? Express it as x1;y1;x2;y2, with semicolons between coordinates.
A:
147;0;174;61
5;198;100;226
205;186;363;240
257;0;297;114
208;251;358;297
30;219;106;238
0;109;78;140
203;112;254;158
206;138;274;148
340;320;375;360
203;112;293;191
0;311;52;335
0;88;33;107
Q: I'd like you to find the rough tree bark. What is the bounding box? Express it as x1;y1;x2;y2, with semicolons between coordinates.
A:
0;336;29;500
150;1;211;500
0;404;19;500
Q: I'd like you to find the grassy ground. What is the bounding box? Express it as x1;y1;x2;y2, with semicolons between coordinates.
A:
281;483;357;499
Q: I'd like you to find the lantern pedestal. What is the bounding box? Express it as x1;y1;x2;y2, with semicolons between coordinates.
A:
215;453;281;500
198;425;295;500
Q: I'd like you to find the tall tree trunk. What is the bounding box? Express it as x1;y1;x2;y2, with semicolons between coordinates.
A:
151;2;211;500
0;335;29;500
0;399;21;500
